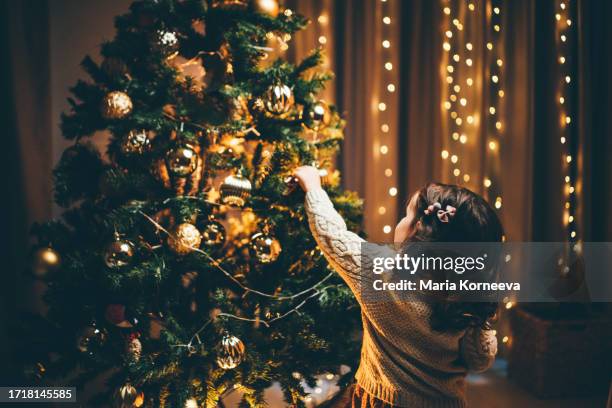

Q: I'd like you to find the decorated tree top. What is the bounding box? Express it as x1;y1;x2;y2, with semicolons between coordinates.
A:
26;0;364;406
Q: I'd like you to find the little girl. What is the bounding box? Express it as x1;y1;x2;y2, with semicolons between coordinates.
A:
293;166;503;408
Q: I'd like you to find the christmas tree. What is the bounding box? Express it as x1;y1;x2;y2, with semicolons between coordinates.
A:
26;0;364;406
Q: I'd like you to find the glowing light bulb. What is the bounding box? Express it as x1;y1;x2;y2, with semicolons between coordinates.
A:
446;76;454;84
455;117;463;125
453;85;461;92
460;98;467;106
380;145;389;154
318;14;329;24
560;136;566;144
494;25;500;32
453;168;461;176
566;155;572;163
467;78;474;86
318;36;327;45
571;231;576;238
443;7;451;15
466;42;473;50
502;336;509;343
463;174;470;182
567;19;572;26
559;96;565;104
381;124;390;132
385;62;393;70
443;42;451;51
383;16;391;24
568;215;574;222
565;75;571;83
565;116;571;124
499;89;505;97
451;154;458;163
460;134;468;144
453;54;460;62
489;141;498;151
489;107;496;114
492;75;499;83
487;42;493;50
466;58;473;66
387;84;396;92
495;197;503;209
452;132;460;140
561;34;567;42
494;7;500;14
384;168;393;177
484;178;492;188
378;102;387;111
378;206;386;215
441;150;449;159
447;65;454;73
555;13;561;21
382;40;391;48
389;187;398;196
467;115;474;124
497;59;503;66
559;56;566;64
445;30;453;38
383;225;392;234
560;2;566;9
468;3;475;11
496;121;503;130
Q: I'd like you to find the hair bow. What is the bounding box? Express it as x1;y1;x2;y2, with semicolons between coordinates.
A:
437;205;457;223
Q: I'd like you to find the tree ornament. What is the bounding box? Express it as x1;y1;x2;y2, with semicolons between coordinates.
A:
102;57;129;79
210;0;248;10
121;130;151;155
125;334;142;362
184;398;199;408
220;173;252;207
32;246;61;278
105;304;138;328
198;217;226;252
165;143;199;177
167;223;202;255
76;322;107;354
112;383;144;408
216;334;246;369
100;91;133;119
265;84;294;116
249;231;282;263
104;234;135;268
253;0;279;17
153;29;180;59
305;100;332;131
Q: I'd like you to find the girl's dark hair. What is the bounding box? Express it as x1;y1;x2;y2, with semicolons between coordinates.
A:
404;182;504;331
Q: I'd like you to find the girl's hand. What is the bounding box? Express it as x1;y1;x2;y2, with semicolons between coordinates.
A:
293;166;322;192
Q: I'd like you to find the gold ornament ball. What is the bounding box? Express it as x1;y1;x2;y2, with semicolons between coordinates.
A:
265;84;294;116
220;174;252;207
249;232;282;263
100;91;133;119
166;144;199;177
199;219;226;251
32;247;61;278
104;236;135;268
306;100;332;131
153;29;180;59
76;323;107;354
216;334;246;370
113;383;144;408
253;0;279;17
167;223;202;255
121;130;151;155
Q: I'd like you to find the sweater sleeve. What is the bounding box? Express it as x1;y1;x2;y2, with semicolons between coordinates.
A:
304;188;366;296
460;327;498;373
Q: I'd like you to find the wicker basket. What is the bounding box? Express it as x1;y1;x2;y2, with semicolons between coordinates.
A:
508;306;612;398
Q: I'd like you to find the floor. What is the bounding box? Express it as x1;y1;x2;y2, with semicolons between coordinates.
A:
222;359;609;408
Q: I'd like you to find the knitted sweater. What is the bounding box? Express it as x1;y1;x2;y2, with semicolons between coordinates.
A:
305;188;497;408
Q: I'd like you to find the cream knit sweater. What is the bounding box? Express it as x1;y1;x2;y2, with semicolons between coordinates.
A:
305;188;497;408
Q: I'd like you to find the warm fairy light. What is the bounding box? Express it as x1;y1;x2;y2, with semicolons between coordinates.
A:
494;7;500;14
498;89;505;97
378;206;386;215
453;54;460;62
382;40;391;48
495;121;502;130
571;231;576;238
446;76;454;84
318;36;327;45
460;98;467;106
383;225;392;234
378;102;387;111
385;62;393;70
453;168;461;176
495;198;503;209
466;42;473;50
451;154;458;163
445;30;453;38
494;25;500;32
383;16;391;24
497;59;503;66
505;301;514;309
555;13;561;21
387;84;396;92
381;124;390;133
560;136;566;144
450;94;457;101
567;19;572;26
492;75;499;83
443;7;451;15
455;117;463;125
568;215;574;222
380;145;389;154
466;58;473;66
441;150;449;159
447;65;455;73
565;116;571;124
484;178;492;188
450;112;458;119
466;78;474;86
468;3;475;11
489;141;498;151
467;115;474;124
463;174;470;182
566;155;572;163
561;34;567;42
565;75;571;83
559;56;566;64
443;42;451;51
317;14;329;24
453;85;461;92
489;107;496;114
389;187;398;196
502;336;509;343
452;132;460;140
559;96;565;104
486;42;493;50
384;168;393;177
459;134;468;143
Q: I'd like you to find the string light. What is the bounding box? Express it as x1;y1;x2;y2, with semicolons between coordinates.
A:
377;0;397;235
